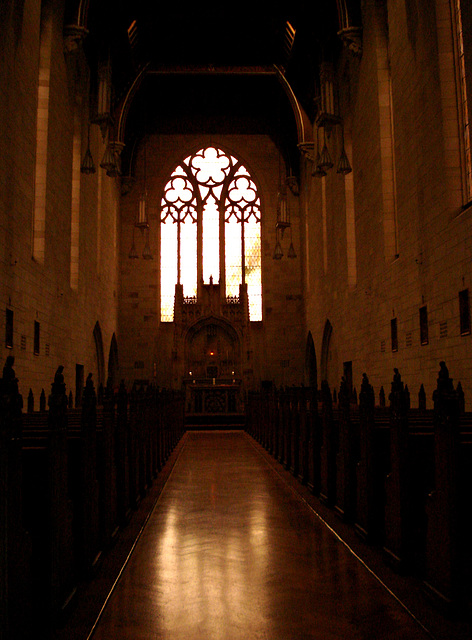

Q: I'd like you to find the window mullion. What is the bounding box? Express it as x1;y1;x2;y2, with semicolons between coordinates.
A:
197;201;203;293
241;211;245;286
219;201;226;293
177;216;181;285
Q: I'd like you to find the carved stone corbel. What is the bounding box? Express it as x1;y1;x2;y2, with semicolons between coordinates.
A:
286;174;299;196
337;26;363;57
63;24;88;54
297;142;315;164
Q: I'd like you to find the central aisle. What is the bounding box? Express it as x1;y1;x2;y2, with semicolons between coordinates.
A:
91;432;430;639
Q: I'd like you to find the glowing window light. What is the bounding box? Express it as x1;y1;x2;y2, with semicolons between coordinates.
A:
160;148;262;321
203;197;220;284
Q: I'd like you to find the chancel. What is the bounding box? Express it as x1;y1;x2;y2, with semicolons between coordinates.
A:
1;1;472;638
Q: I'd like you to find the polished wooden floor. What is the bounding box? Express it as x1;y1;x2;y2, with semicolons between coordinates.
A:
86;431;434;639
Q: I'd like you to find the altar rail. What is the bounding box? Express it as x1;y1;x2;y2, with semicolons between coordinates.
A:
246;364;472;615
0;368;184;640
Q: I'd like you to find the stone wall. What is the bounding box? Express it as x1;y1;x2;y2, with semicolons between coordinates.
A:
119;133;305;390
304;0;472;408
0;1;120;401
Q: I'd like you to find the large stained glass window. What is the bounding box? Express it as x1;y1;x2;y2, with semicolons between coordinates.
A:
160;147;262;321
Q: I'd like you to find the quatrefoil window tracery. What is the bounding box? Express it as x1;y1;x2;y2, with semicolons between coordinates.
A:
160;147;262;322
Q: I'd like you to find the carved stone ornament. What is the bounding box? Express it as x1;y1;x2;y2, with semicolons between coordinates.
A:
297;142;315;164
121;175;136;196
337;26;363;57
286;174;299;196
63;24;88;54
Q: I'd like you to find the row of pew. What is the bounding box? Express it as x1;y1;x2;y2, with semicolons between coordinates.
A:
0;368;184;640
246;364;472;615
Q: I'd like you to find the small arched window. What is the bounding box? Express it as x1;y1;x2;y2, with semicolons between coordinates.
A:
160;147;262;321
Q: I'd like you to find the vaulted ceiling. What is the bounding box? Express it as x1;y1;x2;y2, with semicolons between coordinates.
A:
65;0;362;175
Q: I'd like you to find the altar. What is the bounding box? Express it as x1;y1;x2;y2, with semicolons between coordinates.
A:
183;378;245;429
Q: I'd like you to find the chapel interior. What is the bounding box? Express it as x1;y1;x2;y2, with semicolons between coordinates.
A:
2;0;472;638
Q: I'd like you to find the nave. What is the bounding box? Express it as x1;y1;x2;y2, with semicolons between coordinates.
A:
82;431;432;640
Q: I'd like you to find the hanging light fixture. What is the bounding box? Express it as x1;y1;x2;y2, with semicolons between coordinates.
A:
336;125;352;175
312;125;327;178
337;147;352;175
142;228;153;260
128;121;153;259
276;189;291;238
287;227;297;258
93;59;113;140
273;228;283;260
135;130;149;233
318;127;333;171
100;141;119;176
135;192;149;232
128;228;139;259
312;61;353;178
287;241;297;259
80;124;96;174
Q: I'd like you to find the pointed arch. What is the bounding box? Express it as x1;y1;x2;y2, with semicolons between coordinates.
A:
274;65;312;146
93;321;105;387
184;316;242;381
305;331;317;389
107;333;119;389
64;0;90;29
320;320;333;383
336;0;362;30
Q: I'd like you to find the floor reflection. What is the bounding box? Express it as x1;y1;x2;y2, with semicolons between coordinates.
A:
92;432;431;640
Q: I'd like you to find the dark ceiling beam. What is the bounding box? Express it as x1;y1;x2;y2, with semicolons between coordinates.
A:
147;65;277;76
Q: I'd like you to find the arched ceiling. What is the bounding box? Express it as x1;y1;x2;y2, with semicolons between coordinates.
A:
67;0;362;175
